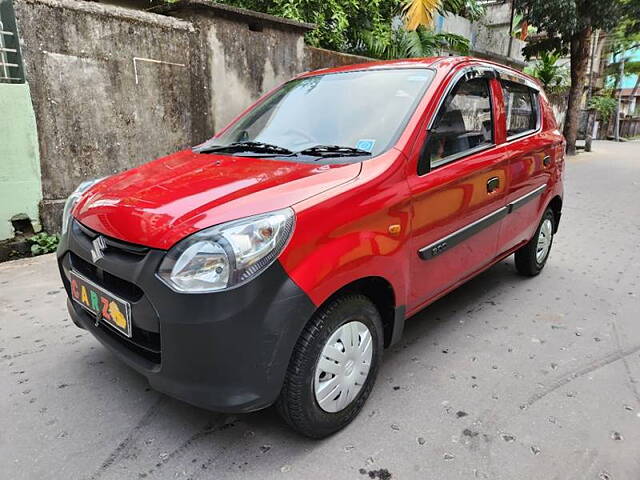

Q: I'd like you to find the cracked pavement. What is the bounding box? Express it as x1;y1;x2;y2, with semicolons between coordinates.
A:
1;140;639;479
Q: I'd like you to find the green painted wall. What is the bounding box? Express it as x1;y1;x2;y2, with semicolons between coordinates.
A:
0;82;42;240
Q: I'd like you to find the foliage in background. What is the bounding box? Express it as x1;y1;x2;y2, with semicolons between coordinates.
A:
515;0;640;154
28;232;59;256
217;0;483;54
360;26;469;59
515;1;639;58
449;0;485;22
403;0;440;30
524;51;569;93
605;59;640;89
402;0;484;29
218;0;400;52
511;12;536;40
588;94;618;121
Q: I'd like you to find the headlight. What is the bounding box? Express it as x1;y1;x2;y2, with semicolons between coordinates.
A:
157;208;295;293
61;178;105;233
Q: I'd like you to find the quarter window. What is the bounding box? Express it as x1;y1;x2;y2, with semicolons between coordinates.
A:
419;76;494;174
502;81;538;138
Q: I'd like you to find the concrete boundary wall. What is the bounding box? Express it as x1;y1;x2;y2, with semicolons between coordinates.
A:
12;0;373;233
15;0;206;232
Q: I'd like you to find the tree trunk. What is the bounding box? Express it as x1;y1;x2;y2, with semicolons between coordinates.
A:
563;26;592;155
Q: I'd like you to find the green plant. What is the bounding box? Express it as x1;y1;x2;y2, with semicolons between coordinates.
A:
360;25;469;60
218;0;403;52
524;51;569;93
403;0;441;30
453;0;485;21
216;0;481;54
402;0;485;29
28;232;60;256
510;12;536;39
588;95;618;121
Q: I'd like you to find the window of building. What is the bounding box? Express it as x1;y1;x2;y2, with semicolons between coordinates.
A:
0;0;25;84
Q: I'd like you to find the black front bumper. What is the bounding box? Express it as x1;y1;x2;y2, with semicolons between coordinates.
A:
57;220;316;413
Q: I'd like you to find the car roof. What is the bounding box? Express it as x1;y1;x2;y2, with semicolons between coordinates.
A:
297;56;540;88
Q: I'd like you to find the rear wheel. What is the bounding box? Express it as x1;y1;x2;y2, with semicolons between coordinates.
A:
276;294;383;438
514;208;555;276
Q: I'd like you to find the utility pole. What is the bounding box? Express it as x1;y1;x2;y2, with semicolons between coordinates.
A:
507;0;516;59
615;56;625;141
585;30;599;152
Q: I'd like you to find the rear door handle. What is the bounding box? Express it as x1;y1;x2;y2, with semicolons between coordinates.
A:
543;155;552;167
487;176;500;193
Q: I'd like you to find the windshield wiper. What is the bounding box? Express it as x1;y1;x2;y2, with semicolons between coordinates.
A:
295;145;372;158
194;141;293;155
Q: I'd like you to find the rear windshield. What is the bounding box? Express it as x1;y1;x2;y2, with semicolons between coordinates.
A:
205;68;434;159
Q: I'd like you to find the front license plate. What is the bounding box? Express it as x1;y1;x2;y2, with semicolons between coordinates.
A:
69;271;132;338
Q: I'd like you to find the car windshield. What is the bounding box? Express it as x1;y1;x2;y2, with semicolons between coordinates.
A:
199;68;435;159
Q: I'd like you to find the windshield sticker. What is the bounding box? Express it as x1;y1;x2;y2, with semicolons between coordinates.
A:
356;139;376;152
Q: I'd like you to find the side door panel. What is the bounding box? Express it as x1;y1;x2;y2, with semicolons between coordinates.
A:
496;83;559;253
407;150;508;310
497;135;552;252
406;70;509;312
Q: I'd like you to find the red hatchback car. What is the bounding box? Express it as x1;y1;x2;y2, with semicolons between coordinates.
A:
57;57;564;438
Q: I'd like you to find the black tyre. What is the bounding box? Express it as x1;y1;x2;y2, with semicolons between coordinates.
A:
514;208;555;276
276;294;383;438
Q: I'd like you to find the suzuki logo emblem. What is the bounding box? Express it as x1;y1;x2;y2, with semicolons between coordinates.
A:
91;236;107;263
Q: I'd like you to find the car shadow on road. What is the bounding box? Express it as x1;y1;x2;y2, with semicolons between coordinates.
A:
75;258;526;478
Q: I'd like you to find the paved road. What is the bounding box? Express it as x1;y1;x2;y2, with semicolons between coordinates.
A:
2;141;640;480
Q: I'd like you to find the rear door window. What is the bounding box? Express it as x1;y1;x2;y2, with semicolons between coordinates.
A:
502;81;539;138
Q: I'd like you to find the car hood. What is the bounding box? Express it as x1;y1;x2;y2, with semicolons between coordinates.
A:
74;149;362;250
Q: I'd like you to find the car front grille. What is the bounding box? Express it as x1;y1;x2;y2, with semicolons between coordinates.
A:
61;221;162;366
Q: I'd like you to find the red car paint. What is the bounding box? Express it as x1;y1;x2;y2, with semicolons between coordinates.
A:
74;57;564;319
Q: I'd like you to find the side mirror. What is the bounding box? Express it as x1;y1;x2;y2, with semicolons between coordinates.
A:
418;131;437;176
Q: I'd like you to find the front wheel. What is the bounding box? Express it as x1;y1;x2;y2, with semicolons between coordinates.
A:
514;208;555;276
276;294;383;438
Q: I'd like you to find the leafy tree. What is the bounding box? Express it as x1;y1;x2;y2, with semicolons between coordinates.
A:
219;0;402;52
624;62;640;111
588;95;618;121
516;0;640;155
218;0;484;53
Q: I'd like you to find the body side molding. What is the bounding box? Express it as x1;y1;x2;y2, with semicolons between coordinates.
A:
418;184;547;260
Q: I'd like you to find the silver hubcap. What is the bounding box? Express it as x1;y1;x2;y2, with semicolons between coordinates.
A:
314;321;373;413
536;218;553;263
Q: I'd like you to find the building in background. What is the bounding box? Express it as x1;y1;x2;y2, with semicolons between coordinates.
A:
0;0;42;241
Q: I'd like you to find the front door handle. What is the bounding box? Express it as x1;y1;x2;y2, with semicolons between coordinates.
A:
543;155;552;167
487;176;500;193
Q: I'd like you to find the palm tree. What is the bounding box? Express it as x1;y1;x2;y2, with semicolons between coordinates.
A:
524;51;569;92
403;0;442;30
360;0;477;60
403;0;485;30
361;26;469;60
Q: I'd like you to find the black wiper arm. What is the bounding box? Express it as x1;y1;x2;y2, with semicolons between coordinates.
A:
295;145;372;157
194;141;292;155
